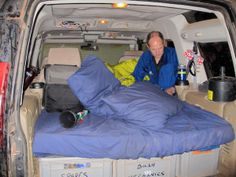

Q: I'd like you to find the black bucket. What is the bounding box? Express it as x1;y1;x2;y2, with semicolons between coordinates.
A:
208;67;236;102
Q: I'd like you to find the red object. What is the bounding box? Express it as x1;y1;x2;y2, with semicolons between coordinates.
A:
183;49;194;60
183;49;204;65
0;62;10;148
197;56;204;65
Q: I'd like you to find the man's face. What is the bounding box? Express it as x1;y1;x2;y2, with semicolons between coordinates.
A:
148;36;164;60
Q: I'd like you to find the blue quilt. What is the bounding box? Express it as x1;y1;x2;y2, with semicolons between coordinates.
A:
33;55;235;158
68;55;184;130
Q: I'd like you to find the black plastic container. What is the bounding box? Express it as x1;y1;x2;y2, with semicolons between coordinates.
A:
208;67;236;102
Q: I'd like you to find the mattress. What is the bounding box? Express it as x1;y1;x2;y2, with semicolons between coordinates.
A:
33;56;235;159
32;103;234;159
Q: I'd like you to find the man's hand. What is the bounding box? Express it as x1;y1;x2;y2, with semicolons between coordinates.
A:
165;87;176;96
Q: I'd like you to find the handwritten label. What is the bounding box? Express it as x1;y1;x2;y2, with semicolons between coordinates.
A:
126;162;166;177
137;163;155;169
128;171;165;177
60;172;88;177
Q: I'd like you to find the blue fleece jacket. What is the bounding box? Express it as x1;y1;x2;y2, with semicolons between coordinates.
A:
132;47;178;89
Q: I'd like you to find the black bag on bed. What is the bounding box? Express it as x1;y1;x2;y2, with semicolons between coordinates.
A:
43;64;83;112
43;84;84;112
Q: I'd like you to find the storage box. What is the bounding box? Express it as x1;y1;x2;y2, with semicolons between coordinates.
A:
114;155;177;177
184;91;226;117
176;148;220;177
38;157;113;177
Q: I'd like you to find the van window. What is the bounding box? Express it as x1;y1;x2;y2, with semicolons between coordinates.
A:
42;43;130;65
80;44;130;65
198;42;235;78
183;11;217;23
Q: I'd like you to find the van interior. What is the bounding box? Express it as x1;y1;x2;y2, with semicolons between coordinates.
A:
10;1;236;177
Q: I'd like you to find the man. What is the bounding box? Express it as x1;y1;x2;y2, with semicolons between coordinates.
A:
132;31;178;95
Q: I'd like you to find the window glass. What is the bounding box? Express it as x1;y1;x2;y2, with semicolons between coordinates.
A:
198;42;235;78
183;11;217;23
42;43;130;65
80;44;130;65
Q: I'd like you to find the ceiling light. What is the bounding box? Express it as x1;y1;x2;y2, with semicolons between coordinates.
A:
99;19;109;25
112;2;128;8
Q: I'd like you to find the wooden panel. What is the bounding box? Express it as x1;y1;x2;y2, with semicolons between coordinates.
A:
184;91;226;117
219;101;236;177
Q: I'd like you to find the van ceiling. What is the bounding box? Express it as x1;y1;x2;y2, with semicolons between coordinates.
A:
38;3;190;34
51;4;186;20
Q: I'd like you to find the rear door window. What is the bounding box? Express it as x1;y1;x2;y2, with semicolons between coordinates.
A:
198;42;235;78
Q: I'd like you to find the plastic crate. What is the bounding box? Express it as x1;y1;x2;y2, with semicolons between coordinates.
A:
38;157;113;177
176;148;220;177
114;155;177;177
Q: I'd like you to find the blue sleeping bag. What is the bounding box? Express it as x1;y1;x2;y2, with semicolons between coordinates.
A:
68;55;183;130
